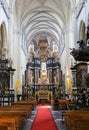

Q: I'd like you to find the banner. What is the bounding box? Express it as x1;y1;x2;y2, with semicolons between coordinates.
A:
16;80;22;94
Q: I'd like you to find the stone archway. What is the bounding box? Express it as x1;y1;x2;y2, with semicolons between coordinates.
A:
0;22;7;59
0;24;3;58
79;21;86;41
88;13;89;24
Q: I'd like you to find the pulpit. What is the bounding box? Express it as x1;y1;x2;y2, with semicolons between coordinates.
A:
71;62;87;92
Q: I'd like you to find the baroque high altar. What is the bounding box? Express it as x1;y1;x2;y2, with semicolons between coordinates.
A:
25;35;62;99
35;78;52;101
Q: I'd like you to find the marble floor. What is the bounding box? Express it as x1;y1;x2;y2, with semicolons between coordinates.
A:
22;105;67;130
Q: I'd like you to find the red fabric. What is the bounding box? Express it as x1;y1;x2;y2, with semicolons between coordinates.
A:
31;105;58;130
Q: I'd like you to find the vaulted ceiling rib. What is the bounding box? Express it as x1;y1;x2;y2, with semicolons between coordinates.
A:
22;10;63;47
14;0;75;57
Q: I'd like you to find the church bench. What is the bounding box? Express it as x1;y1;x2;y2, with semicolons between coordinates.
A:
0;104;32;109
12;99;37;108
65;111;89;130
66;116;89;130
0;111;31;129
0;105;32;118
0;109;31;118
73;119;89;130
0;112;29;129
0;104;33;129
0;115;25;130
0;118;16;130
0;101;33;129
0;126;8;130
12;99;35;104
68;101;77;110
0;111;28;121
58;100;69;110
50;99;70;110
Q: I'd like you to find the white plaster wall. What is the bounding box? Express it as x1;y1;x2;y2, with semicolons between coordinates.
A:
60;47;66;75
21;49;26;75
12;18;26;94
60;29;69;82
60;8;77;89
12;29;22;88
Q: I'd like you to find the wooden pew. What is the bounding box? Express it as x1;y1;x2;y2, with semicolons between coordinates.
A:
12;99;37;109
65;110;89;130
0;99;34;130
74;119;89;130
50;99;70;110
58;100;69;110
0;126;8;130
0;105;32;118
0;113;25;130
0;104;32;130
0;118;16;130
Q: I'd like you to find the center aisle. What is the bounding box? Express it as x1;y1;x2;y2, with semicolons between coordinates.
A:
31;104;58;130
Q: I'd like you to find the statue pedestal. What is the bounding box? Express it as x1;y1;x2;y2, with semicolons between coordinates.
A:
71;62;87;89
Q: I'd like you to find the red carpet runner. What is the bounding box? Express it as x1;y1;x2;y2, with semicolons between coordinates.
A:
31;105;58;130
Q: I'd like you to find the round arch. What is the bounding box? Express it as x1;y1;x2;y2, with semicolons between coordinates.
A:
0;22;7;58
79;21;86;41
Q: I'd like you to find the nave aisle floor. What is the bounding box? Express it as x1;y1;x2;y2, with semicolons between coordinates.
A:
22;105;67;130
